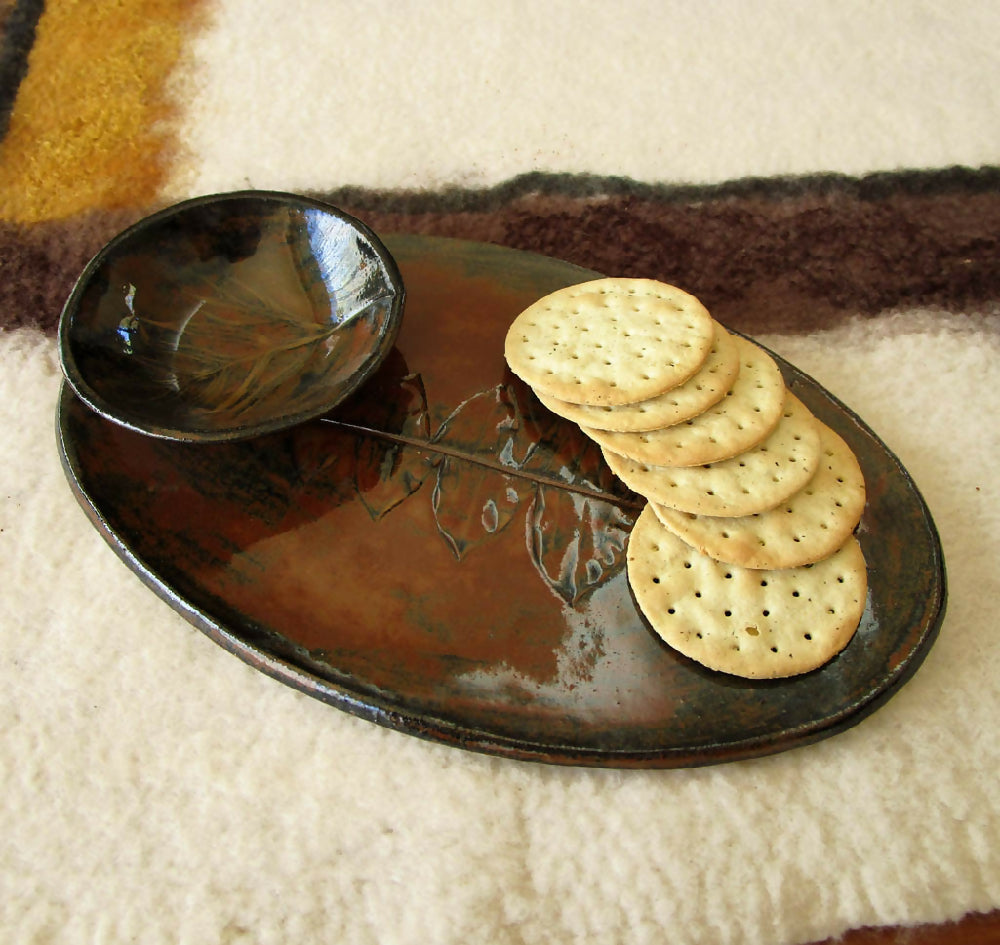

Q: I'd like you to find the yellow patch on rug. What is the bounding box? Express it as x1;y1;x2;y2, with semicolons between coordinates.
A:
0;0;206;223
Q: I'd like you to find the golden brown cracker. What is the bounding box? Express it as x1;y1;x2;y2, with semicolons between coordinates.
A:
533;321;740;432
504;278;715;406
626;505;868;679
650;422;865;569
583;335;786;465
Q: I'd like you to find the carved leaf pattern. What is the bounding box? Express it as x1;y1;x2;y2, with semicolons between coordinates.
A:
353;372;433;520
527;485;635;606
428;385;537;558
430;457;535;559
428;382;636;604
128;272;340;417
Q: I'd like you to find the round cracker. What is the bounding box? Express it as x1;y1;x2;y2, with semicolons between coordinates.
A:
583;335;786;466
626;505;867;679
602;393;822;516
504;278;715;406
533;321;740;432
651;421;866;569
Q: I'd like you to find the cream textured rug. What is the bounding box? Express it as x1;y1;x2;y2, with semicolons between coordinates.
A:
2;3;999;944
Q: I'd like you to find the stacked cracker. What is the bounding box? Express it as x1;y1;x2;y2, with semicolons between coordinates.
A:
504;278;867;679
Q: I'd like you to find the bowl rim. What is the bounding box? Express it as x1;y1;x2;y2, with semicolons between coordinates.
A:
57;189;406;443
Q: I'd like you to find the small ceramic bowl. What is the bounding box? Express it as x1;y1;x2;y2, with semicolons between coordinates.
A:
58;191;405;442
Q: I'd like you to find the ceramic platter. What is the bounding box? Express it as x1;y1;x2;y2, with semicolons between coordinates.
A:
57;234;947;767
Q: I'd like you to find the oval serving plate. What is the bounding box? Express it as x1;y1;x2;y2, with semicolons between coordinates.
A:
57;234;946;768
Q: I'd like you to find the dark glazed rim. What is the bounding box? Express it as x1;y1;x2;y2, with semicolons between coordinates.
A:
57;190;406;443
54;235;949;768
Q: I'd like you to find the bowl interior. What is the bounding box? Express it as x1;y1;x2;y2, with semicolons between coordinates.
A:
59;192;405;441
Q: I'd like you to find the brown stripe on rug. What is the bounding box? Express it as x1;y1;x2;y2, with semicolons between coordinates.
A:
322;166;1000;335
3;167;999;336
0;0;43;143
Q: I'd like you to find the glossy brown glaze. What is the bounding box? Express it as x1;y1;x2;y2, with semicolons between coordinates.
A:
57;192;404;442
57;234;946;766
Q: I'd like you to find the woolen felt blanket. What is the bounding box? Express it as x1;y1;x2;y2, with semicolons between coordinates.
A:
2;3;999;943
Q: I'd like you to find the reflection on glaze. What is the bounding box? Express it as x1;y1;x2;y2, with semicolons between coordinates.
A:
60;192;404;441
112;223;367;415
452;574;671;721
